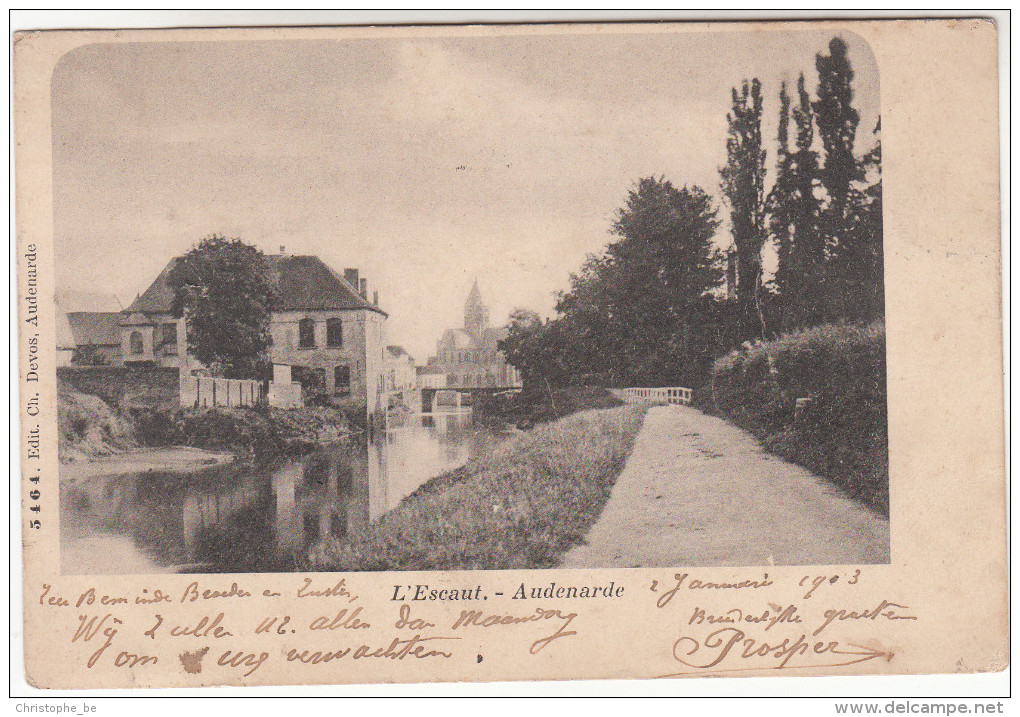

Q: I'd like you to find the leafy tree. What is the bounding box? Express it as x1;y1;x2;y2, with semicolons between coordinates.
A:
502;178;724;391
554;178;722;387
720;78;767;341
499;309;553;393
610;177;722;305
168;234;277;379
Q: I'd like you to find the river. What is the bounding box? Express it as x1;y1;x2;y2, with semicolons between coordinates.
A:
60;411;506;575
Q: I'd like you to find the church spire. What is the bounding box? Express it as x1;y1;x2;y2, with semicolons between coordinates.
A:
466;278;482;305
464;279;489;337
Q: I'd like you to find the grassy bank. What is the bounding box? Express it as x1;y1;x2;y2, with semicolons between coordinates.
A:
59;379;356;463
311;405;646;571
58;386;138;462
708;321;888;515
473;385;624;428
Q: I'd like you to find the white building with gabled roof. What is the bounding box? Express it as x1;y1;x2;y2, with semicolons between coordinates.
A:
120;253;388;410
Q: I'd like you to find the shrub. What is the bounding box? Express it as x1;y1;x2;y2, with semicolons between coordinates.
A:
708;321;888;514
473;386;624;428
57;388;136;461
71;344;109;366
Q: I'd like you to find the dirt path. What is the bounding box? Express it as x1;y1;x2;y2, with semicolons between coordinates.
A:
560;405;889;568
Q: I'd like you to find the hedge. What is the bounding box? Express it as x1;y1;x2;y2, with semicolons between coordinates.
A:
708;321;888;515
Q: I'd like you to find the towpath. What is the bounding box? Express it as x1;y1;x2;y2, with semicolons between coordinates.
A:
560;405;889;568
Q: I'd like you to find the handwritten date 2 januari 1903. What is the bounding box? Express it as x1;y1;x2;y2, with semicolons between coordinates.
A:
651;571;917;675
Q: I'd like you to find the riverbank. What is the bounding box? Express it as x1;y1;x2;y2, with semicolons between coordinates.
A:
472;385;624;428
60;446;235;483
59;379;357;465
310;405;646;571
132;404;357;458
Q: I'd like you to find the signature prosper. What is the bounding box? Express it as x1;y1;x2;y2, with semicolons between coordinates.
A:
669;627;893;673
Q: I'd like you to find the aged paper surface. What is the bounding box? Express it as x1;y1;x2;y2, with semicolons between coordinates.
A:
14;19;1005;689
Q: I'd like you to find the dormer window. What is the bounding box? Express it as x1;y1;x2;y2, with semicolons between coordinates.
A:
298;318;316;348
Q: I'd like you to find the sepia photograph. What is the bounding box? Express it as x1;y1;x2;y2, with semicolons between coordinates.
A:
51;27;889;576
14;15;1008;696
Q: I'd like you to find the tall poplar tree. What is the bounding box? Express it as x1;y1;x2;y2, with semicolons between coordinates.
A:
814;36;861;227
847;118;885;320
813;36;864;320
766;81;798;327
720;78;767;342
790;73;826;328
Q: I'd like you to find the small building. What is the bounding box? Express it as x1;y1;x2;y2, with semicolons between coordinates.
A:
424;280;521;389
121;254;388;412
64;311;124;365
416;367;448;390
383;345;416;393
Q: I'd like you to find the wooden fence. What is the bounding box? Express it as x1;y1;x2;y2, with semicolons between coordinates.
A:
180;373;265;409
621;387;692;406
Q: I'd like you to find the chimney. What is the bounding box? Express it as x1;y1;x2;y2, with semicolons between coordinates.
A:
344;268;359;288
359;278;368;300
372;290;379;307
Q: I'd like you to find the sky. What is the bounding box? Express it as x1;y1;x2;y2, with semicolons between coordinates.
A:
52;27;879;361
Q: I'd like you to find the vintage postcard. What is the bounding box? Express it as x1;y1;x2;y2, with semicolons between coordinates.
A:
13;18;1005;689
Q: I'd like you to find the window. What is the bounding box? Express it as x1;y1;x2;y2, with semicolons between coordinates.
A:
163;323;178;355
334;365;351;396
292;366;326;393
129;331;144;355
326;318;343;348
298;318;315;348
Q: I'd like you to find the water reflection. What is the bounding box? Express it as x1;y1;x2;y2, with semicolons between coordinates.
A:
60;411;502;574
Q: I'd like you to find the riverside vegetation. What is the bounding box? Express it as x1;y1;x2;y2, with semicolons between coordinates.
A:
473;385;624;428
499;38;887;515
709;321;888;515
309;405;647;571
57;366;357;463
59;362;649;571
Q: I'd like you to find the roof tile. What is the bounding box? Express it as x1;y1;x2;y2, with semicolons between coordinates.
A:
128;254;386;316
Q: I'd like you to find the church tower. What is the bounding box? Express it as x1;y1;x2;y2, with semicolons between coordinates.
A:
464;279;489;338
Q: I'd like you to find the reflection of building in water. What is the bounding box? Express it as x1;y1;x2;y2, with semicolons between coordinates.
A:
182;476;263;555
422;411;473;437
269;445;382;550
61;413;501;574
